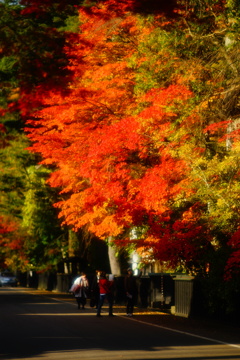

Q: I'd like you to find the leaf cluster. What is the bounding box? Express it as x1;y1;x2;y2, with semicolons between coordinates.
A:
1;0;240;277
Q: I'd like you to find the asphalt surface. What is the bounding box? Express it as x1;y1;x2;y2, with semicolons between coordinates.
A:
0;287;239;360
30;287;240;345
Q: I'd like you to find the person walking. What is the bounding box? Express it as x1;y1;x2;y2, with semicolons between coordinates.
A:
124;267;138;316
90;270;101;309
70;272;89;310
96;271;114;317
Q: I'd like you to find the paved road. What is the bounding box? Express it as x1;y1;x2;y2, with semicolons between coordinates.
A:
0;287;240;360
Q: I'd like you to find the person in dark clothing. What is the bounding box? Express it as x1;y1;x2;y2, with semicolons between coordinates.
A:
124;268;138;316
96;272;114;317
90;270;101;309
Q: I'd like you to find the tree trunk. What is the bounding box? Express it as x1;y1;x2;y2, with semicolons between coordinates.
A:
107;236;121;275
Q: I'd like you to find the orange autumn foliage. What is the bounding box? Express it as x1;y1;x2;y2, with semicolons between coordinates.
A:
25;1;211;268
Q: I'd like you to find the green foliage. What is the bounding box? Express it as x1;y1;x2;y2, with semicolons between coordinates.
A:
0;132;31;216
59;15;80;32
0;56;18;81
0;0;82;272
20;166;66;270
0;0;79;106
0;127;65;271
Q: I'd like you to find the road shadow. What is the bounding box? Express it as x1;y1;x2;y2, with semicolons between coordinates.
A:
0;288;240;360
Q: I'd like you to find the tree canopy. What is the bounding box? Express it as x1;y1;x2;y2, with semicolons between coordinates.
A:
24;0;239;276
0;0;239;283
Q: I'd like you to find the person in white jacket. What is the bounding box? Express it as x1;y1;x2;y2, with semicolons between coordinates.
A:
70;272;89;309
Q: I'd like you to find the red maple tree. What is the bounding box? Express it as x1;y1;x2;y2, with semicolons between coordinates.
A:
25;1;213;271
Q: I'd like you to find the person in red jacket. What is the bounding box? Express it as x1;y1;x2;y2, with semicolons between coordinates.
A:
96;271;114;317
